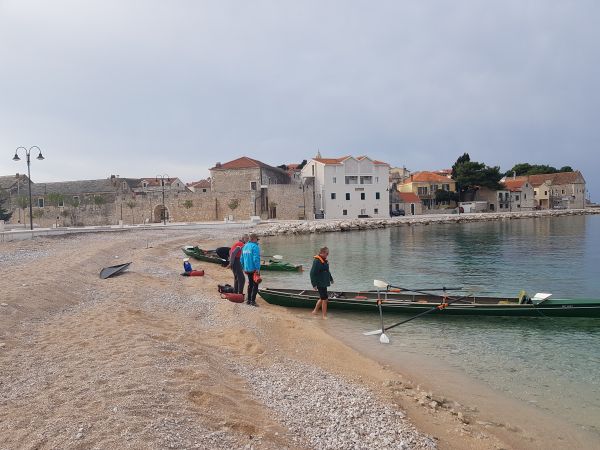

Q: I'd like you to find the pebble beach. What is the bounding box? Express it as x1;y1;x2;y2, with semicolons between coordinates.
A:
0;223;588;449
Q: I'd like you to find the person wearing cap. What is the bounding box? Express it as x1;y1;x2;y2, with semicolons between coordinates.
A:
310;246;334;318
228;234;249;294
241;233;261;306
183;258;192;273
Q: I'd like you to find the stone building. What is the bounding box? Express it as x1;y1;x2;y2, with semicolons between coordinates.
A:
476;179;535;212
210;156;313;219
390;191;423;215
525;171;586;209
186;179;211;193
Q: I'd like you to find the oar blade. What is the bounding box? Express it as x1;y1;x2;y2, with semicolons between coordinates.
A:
374;279;389;289
363;329;383;336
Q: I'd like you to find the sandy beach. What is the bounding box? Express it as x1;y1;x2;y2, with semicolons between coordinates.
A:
0;227;594;449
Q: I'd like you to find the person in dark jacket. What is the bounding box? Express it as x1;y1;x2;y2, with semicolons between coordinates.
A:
310;246;333;318
228;234;249;294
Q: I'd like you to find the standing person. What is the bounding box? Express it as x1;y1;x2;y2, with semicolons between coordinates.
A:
241;233;261;306
228;234;248;294
310;246;334;319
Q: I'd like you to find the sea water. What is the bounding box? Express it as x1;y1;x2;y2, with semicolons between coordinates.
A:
262;215;600;439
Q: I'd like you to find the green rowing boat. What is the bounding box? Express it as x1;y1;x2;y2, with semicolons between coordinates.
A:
182;246;303;272
258;287;600;318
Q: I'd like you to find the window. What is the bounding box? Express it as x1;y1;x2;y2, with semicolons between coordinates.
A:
360;193;365;200
142;182;148;188
37;198;44;208
498;193;503;199
544;191;548;196
360;208;366;215
333;177;336;184
343;209;347;216
442;184;450;191
375;192;380;200
58;198;64;207
122;182;127;190
331;193;336;200
346;193;350;200
418;187;428;195
562;190;565;194
524;194;527;199
345;176;358;185
374;208;379;214
73;196;79;204
250;182;257;191
499;204;503;209
516;195;520;201
375;177;379;183
360;176;372;184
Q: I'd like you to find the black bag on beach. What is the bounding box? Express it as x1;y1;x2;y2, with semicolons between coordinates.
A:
218;284;235;294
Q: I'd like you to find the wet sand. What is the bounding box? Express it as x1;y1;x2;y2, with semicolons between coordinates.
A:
0;228;594;449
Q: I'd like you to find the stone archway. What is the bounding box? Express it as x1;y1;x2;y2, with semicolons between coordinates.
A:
153;205;169;223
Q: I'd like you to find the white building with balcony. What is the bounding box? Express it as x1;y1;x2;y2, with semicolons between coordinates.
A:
301;155;390;219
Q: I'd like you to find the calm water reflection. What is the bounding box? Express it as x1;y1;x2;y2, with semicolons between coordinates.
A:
262;215;600;435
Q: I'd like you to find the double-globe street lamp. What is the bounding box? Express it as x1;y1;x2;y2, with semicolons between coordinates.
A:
12;146;45;230
155;174;170;225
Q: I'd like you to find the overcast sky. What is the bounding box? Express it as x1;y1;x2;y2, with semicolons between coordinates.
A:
1;1;598;197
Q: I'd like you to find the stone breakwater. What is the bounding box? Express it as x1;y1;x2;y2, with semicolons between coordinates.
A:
255;209;600;236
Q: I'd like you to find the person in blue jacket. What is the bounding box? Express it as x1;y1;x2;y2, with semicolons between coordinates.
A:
241;233;261;306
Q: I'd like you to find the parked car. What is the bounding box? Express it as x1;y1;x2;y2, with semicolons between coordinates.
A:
390;209;405;216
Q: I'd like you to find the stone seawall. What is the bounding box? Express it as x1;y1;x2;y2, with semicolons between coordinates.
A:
255;209;600;236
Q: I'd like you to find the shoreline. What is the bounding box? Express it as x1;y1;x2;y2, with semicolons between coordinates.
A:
255;208;600;236
0;228;596;449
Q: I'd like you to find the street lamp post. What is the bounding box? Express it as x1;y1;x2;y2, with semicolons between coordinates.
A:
13;146;45;230
155;175;170;225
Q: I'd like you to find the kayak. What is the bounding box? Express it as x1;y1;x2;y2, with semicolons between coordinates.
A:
182;246;226;265
182;246;302;272
258;287;600;318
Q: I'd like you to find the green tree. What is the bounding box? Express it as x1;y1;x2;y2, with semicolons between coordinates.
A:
504;163;574;177
452;154;503;200
435;190;459;204
451;153;471;180
183;200;194;209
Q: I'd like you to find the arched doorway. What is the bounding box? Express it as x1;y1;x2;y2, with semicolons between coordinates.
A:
153;205;169;223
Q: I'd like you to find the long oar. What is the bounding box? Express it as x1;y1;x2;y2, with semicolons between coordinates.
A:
263;254;284;260
376;288;390;344
373;279;469;299
365;286;463;293
363;291;474;336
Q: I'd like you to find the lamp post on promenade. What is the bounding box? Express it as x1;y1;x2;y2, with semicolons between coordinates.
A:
12;146;45;230
156;174;170;225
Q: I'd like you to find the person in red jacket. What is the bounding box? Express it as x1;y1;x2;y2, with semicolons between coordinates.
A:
228;234;249;294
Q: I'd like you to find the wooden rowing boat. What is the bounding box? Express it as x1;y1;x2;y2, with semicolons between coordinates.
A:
182;246;303;272
258;287;600;318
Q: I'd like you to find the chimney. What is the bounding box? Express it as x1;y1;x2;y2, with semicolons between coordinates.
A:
215;162;222;168
513;171;516;180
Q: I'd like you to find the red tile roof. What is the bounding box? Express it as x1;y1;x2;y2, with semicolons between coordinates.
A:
398;192;421;203
406;171;454;183
524;171;585;187
187;178;211;189
502;179;529;192
211;156;279;171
